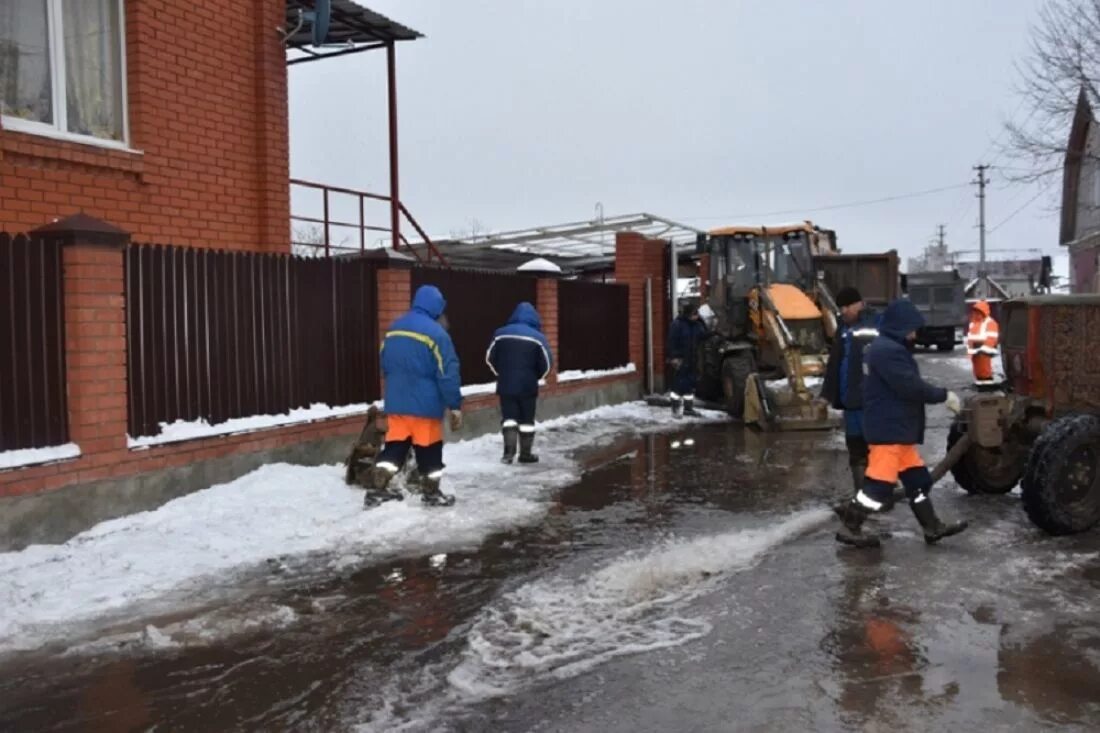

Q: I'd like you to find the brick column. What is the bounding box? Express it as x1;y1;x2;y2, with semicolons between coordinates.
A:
376;266;412;402
615;232;670;390
536;278;559;384
35;214;130;458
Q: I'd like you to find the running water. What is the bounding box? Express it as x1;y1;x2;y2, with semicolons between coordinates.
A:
354;509;831;731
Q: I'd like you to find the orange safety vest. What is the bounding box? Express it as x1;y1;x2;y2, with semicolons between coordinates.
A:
966;300;999;383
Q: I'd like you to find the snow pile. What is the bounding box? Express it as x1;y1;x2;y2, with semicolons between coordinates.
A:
128;402;375;448
0;401;724;655
459;382;496;397
446;508;829;700
557;363;637;383
0;442;81;470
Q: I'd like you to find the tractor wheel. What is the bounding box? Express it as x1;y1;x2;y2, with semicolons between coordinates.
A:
1021;414;1100;535
947;417;1025;495
721;352;754;420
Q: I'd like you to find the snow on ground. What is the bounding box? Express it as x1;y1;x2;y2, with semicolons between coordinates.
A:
0;401;724;655
128;402;377;448
556;363;636;383
0;442;80;470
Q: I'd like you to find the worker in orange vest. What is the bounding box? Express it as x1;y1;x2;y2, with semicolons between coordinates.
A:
966;300;1000;386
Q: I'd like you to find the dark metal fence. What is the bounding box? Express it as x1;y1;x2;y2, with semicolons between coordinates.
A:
558;280;630;371
126;245;380;438
410;267;538;385
0;233;68;451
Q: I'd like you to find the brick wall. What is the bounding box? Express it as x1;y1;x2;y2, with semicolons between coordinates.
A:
0;233;667;501
0;1;289;252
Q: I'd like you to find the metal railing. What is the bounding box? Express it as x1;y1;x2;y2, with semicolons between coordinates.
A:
289;178;447;265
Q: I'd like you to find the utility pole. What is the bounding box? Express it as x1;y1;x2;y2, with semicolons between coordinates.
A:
936;224;946;251
973;164;990;298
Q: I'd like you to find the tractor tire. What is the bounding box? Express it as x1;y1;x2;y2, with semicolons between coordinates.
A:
946;417;1024;495
1021;414;1100;536
721;352;754;420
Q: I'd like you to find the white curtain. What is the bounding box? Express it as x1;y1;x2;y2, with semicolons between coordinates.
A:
62;0;122;140
0;0;53;124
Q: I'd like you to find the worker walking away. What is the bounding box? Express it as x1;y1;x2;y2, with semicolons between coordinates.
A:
667;302;709;417
486;302;553;464
966;300;1000;387
836;299;966;548
820;286;878;513
367;285;463;508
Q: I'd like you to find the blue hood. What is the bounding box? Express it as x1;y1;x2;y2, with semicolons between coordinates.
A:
411;285;445;319
507;302;542;331
880;298;925;342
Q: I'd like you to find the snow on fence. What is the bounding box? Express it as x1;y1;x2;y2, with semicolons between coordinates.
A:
125;245;381;439
557;279;629;372
0;233;69;453
411;266;539;386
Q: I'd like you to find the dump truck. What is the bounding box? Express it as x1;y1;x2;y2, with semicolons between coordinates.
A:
902;270;966;351
935;294;1100;535
694;222;850;430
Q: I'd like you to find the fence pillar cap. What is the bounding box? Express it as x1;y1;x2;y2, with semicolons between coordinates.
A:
358;248;415;268
32;213;130;249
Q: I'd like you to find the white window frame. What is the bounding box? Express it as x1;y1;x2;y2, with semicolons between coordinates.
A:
1;0;130;151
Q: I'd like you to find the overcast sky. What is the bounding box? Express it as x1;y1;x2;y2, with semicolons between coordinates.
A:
289;0;1058;263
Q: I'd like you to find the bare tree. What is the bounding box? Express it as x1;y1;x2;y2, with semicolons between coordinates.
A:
449;218;490;242
1004;0;1100;182
291;223;351;257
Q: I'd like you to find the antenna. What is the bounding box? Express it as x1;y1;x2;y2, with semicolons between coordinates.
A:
284;0;332;46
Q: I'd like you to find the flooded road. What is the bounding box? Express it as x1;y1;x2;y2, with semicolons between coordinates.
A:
3;355;1100;731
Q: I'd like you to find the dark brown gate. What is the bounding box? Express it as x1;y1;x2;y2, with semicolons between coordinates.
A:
0;233;68;451
409;267;538;385
557;280;630;371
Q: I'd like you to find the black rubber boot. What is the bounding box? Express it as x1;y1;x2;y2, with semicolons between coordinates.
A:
518;432;539;464
683;397;699;417
501;426;519;465
420;475;455;507
835;502;882;549
833;462;868;519
910;496;969;544
671;398;684;419
363;466;404;508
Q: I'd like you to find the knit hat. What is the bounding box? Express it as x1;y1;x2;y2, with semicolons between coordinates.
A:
835;287;863;308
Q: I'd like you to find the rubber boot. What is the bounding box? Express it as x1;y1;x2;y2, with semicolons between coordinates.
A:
671;398;684;419
683;397;699;417
420;475;455;507
833;462;867;519
363;465;404;508
501;426;519;465
910;496;969;544
518;431;539;464
835;502;882;549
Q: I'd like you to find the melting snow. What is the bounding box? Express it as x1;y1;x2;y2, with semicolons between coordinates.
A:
0;442;81;471
557;363;637;383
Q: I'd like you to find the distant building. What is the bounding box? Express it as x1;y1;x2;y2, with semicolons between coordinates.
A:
1059;88;1100;293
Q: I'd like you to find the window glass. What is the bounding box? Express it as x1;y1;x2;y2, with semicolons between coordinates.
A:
63;0;124;141
0;0;53;124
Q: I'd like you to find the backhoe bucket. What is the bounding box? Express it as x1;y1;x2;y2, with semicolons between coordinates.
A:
743;374;833;432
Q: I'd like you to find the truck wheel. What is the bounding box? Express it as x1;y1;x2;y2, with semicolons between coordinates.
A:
947;417;1024;494
937;342;954;352
1022;414;1100;535
721;352;754;419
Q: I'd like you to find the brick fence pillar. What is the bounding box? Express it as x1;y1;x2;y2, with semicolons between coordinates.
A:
615;231;670;391
536;278;559;384
376;265;412;400
35;214;130;458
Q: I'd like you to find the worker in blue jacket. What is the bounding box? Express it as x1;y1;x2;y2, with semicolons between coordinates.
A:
368;285;463;508
667;302;709;417
487;302;553;464
836;299;966;548
820;286;879;513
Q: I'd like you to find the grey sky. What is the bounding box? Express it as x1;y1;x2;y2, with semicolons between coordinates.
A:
289;0;1056;262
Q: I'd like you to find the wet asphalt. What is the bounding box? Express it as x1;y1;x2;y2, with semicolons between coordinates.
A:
2;353;1100;732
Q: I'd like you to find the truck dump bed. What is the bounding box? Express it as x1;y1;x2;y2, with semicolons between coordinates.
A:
813;252;900;308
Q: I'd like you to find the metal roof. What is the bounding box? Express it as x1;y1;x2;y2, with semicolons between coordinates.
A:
285;0;422;65
458;213;704;259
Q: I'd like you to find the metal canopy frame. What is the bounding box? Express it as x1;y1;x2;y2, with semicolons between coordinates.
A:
284;0;423;257
460;213;704;259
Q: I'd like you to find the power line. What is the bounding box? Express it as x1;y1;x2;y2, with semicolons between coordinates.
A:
989;183;1053;233
678;182;971;221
